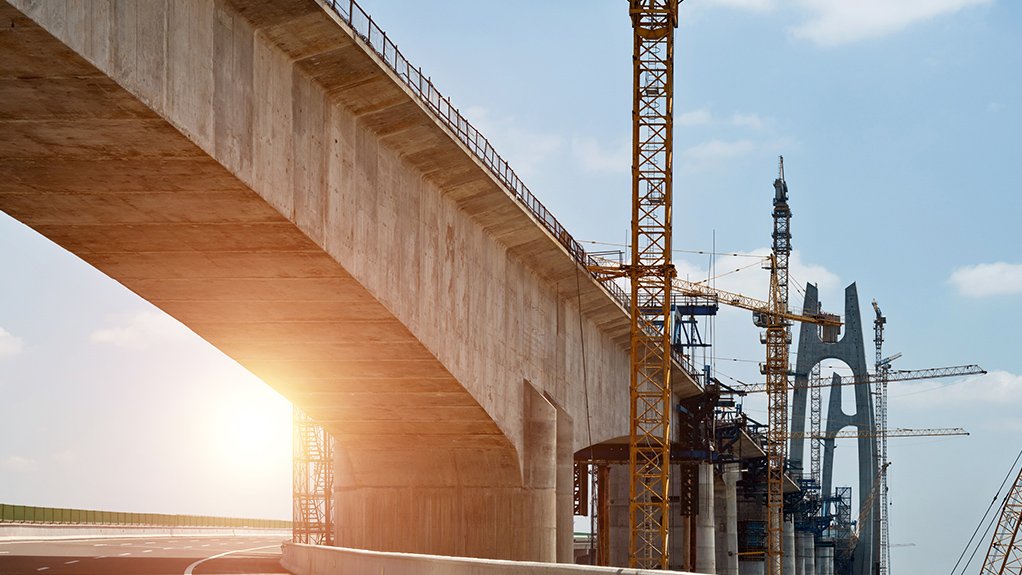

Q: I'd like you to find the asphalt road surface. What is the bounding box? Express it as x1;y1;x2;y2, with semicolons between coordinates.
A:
0;534;290;574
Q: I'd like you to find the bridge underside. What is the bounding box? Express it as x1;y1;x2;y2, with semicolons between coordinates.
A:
2;0;702;561
0;1;552;559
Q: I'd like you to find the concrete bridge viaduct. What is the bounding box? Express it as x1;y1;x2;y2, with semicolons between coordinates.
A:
0;0;702;563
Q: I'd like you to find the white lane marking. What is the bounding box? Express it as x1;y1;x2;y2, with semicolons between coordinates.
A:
118;552;131;556
0;551;9;554
64;560;79;565
183;544;278;575
36;568;49;572
162;547;174;550
142;549;153;553
93;544;106;547
145;541;155;545
93;556;107;559
200;544;210;547
182;546;192;549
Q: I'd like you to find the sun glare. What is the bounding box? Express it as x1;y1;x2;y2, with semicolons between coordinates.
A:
205;371;293;471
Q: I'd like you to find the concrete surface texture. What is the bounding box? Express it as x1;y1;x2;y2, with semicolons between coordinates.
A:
0;0;698;562
281;541;701;575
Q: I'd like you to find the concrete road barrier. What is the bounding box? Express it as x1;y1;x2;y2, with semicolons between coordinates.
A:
281;542;697;575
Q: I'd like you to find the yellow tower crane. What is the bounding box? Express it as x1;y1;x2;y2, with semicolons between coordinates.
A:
590;2;683;566
763;158;793;575
627;1;678;568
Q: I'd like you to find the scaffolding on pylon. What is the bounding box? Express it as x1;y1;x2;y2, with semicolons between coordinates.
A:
293;407;335;545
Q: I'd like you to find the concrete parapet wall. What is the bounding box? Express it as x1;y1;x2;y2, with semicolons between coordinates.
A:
281;542;697;575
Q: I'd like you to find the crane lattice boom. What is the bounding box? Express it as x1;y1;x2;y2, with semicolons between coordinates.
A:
785;427;968;440
737;364;987;394
673;278;841;328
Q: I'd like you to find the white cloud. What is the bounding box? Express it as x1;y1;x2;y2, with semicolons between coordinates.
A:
731;113;766;130
52;450;78;465
948;262;1022;298
678;108;714;126
681;139;756;172
895;370;1022;408
1;455;35;471
703;0;775;11
790;0;993;47
570;136;629;174
0;326;24;358
462;105;563;179
89;311;190;350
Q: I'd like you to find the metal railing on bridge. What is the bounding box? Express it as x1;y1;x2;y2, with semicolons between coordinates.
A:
0;503;290;529
322;0;699;380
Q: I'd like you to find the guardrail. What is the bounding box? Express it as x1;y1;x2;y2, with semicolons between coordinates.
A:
321;0;700;381
0;503;290;529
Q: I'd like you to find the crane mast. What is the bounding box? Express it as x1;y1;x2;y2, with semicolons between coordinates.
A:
627;0;678;568
765;157;792;575
873;300;891;575
810;361;823;486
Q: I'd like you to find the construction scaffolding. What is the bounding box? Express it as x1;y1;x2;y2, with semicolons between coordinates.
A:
293;407;335;545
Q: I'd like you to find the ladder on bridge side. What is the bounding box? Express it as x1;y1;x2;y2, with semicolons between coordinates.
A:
293;407;335;545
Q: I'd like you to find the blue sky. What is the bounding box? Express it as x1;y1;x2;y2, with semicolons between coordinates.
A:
1;0;1019;572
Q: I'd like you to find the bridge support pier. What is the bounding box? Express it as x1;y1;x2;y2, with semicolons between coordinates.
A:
330;382;575;562
720;463;740;575
784;517;796;575
696;462;716;574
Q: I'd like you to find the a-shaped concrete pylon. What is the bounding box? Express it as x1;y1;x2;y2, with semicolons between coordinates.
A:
789;283;878;575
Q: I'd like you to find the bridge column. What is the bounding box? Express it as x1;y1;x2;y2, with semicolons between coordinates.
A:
609;464;629;566
805;533;817;575
721;463;741;575
784;517;796;575
696;462;716;573
329;381;573;562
